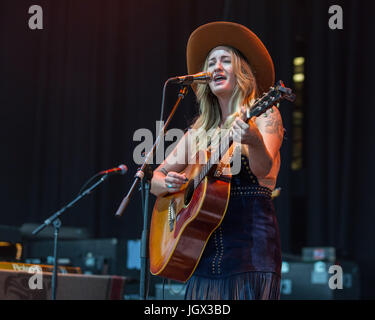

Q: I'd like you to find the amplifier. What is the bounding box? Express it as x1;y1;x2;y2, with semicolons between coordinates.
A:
280;260;360;299
0;269;127;300
0;261;81;274
20;223;91;240
0;225;23;261
23;238;127;276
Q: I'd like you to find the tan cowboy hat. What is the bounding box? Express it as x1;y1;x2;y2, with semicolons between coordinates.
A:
186;21;275;94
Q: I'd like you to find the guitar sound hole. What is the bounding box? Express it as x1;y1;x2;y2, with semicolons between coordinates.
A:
184;180;194;206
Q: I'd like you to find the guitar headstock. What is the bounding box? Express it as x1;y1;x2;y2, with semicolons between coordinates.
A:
246;80;296;120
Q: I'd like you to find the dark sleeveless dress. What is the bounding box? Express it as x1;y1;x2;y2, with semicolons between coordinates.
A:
184;155;282;300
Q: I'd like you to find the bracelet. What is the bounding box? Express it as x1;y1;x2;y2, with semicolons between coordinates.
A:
159;167;169;176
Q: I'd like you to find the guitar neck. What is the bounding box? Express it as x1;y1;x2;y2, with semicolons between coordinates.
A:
193;135;232;189
193;105;260;189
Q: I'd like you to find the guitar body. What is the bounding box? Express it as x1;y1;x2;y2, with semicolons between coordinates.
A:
149;152;231;283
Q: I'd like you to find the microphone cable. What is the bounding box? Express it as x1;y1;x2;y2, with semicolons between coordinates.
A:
159;78;172;126
78;165;127;196
78;172;105;196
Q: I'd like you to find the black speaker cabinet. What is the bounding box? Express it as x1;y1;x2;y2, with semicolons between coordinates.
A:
280;260;360;300
23;238;128;276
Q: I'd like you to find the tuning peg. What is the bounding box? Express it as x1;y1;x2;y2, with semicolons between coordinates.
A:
276;103;280;109
286;93;296;102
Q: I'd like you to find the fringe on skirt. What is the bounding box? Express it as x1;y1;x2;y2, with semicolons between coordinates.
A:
184;271;281;300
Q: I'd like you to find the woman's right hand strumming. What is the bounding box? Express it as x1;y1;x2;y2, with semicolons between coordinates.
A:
150;170;188;196
150;131;191;197
164;171;188;193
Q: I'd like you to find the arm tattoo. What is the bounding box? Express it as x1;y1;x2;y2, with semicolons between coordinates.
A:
263;109;283;139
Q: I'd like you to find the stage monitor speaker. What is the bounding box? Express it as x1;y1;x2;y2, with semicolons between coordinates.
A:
280;260;360;300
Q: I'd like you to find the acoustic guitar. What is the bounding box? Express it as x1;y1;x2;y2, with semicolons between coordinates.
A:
149;81;295;282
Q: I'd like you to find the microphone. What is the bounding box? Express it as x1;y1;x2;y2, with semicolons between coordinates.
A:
169;72;212;85
99;164;128;176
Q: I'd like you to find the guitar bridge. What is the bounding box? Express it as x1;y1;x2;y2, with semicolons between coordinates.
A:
168;198;176;232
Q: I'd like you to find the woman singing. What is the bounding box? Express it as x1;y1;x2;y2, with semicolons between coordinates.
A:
150;21;284;300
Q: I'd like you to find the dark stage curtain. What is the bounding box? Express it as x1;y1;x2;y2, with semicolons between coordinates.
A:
0;0;374;297
304;0;375;298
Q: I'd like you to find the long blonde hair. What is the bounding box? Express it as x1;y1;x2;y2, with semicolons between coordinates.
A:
190;46;259;151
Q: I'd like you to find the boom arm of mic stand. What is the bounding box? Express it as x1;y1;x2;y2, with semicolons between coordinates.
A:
115;85;188;217
32;174;109;235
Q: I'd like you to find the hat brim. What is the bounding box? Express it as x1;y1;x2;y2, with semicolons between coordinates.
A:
186;21;275;95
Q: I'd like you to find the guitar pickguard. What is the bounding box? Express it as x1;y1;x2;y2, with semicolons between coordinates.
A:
168;198;176;232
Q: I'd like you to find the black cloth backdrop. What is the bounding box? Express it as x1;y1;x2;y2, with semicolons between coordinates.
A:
0;0;374;297
305;0;375;299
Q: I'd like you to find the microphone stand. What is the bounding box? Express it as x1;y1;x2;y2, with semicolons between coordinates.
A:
139;164;153;300
32;174;110;300
115;85;189;300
